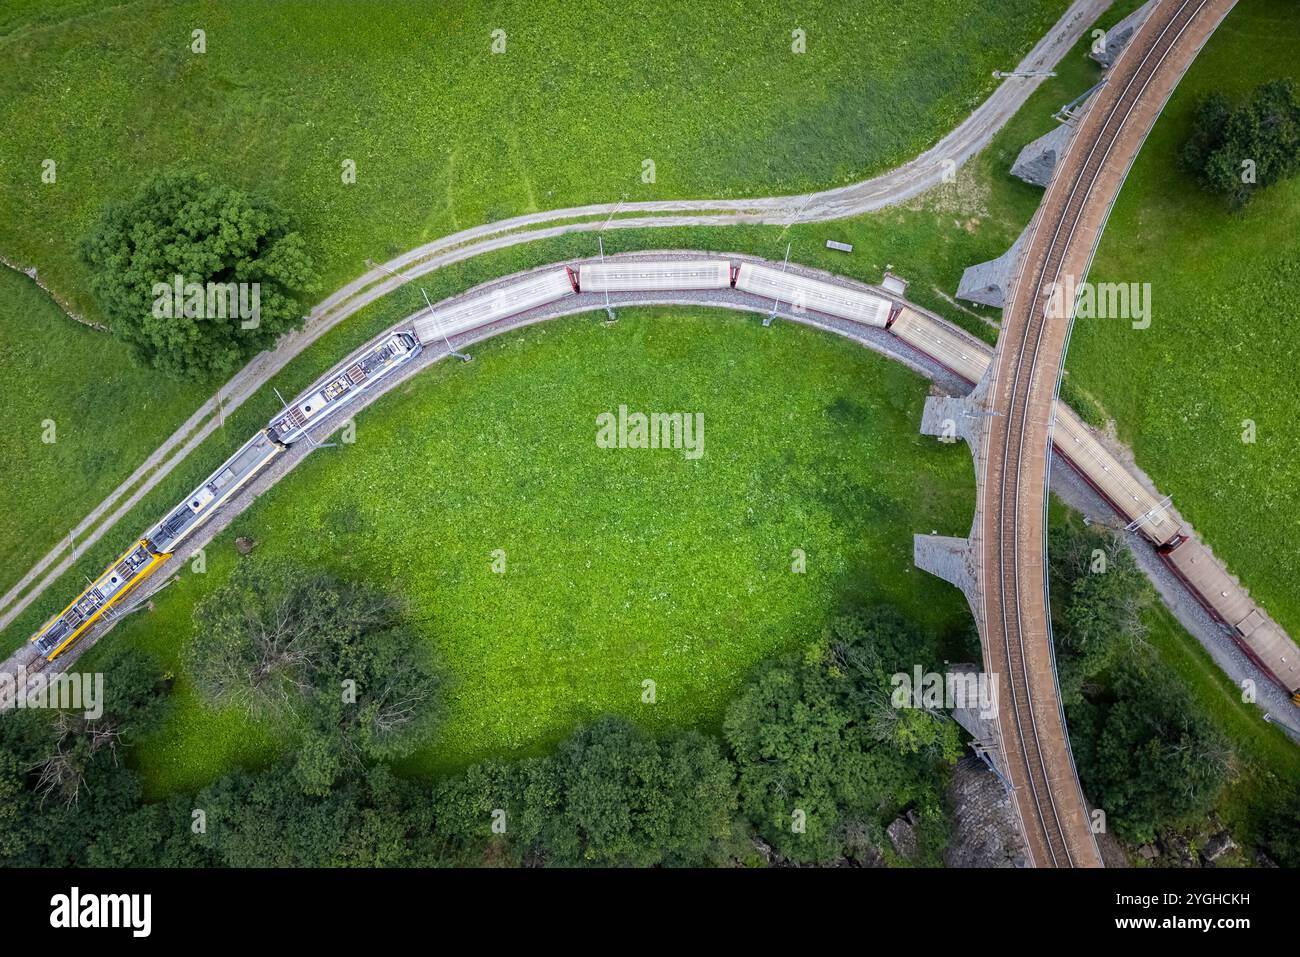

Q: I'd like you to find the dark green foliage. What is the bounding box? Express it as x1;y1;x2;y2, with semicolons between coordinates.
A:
724;608;956;865
1258;789;1300;867
0;650;185;867
1050;522;1231;844
1180;79;1300;209
79;170;316;379
2;603;956;867
1049;525;1150;705
431;717;739;868
197;766;358;867
1073;660;1232;845
187;562;442;794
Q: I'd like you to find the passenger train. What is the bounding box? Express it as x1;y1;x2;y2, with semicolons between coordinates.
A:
26;257;1300;704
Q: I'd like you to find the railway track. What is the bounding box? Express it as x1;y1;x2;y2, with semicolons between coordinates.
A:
0;0;1111;633
981;0;1234;867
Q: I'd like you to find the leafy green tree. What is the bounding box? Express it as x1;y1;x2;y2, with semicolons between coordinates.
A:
1181;79;1300;209
0;659;174;867
80;169;316;378
1049;525;1151;705
1075;660;1232;845
555;717;737;867
724;608;952;864
197;766;357;867
188;562;442;795
0;747;33;863
430;717;737;867
85;795;214;868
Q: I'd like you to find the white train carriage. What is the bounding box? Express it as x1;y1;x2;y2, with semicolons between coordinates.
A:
888;307;992;385
1163;539;1300;696
148;429;286;553
1050;402;1183;548
734;262;891;327
270;330;421;444
413;269;575;344
577;259;731;293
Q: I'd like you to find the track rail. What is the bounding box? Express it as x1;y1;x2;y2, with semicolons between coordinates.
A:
979;0;1234;868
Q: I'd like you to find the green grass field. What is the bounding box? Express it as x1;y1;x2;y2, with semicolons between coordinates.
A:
0;0;1067;312
0;266;206;594
79;307;975;796
0;0;1123;654
0;0;1148;659
1065;0;1300;638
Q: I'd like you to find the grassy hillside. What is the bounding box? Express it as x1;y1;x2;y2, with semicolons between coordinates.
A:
1065;0;1300;638
0;0;1067;307
0;266;205;594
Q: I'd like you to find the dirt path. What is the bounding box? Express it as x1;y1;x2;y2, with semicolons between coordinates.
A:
0;0;1110;631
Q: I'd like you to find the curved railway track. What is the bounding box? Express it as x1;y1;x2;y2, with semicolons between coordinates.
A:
0;0;1111;631
980;0;1235;868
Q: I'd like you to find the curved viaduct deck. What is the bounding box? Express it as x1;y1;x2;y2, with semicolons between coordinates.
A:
976;0;1236;868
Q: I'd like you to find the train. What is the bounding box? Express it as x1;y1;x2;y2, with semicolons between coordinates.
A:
29;331;424;659
888;304;1300;703
26;257;1300;704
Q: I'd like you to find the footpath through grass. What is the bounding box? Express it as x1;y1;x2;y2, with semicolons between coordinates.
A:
1065;0;1300;639
81;307;976;797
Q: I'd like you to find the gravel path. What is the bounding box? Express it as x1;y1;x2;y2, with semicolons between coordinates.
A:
0;0;1111;628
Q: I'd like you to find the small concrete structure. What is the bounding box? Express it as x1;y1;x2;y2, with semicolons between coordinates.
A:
881;271;908;296
1090;1;1155;68
1011;122;1075;187
956;225;1029;308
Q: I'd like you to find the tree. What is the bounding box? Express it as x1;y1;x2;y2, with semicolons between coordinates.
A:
1180;79;1300;209
80;169;316;378
196;766;358;867
1076;659;1232;844
429;717;738;868
554;717;737;867
28;647;169;810
1049;524;1151;705
188;562;442;794
724;609;953;864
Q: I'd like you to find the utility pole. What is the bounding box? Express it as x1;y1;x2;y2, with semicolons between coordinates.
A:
764;243;792;327
365;258;470;362
597;236;615;323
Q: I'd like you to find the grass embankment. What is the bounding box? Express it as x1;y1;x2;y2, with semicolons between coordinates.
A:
83;307;976;796
0;266;206;594
1065;0;1300;638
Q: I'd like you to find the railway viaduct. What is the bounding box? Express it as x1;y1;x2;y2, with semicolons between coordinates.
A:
915;0;1238;867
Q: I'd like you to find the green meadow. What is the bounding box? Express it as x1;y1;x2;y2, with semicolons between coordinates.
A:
82;307;976;796
1065;0;1300;638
